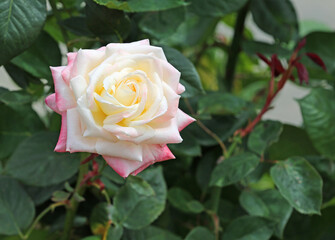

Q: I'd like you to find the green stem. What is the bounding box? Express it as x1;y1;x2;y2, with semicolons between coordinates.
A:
22;202;65;239
102;190;111;205
225;136;241;159
224;1;250;91
208;187;221;240
61;159;89;240
208;187;222;213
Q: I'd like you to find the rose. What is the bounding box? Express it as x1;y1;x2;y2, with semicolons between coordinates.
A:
45;40;195;177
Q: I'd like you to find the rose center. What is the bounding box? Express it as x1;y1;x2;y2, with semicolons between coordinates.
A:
114;81;137;106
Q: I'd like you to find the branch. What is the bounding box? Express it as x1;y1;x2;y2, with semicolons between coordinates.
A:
224;1;250;91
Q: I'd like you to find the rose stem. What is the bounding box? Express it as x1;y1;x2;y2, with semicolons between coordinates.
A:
61;155;89;240
224;0;250;92
22;202;65;239
183;98;228;156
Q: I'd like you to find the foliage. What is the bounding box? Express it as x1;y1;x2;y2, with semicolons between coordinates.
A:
0;0;334;239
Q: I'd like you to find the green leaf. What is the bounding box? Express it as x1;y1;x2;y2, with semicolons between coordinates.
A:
239;189;293;238
189;0;248;17
198;93;247;115
196;150;219;191
24;183;64;205
86;1;130;41
11;31;61;80
270;157;322;214
5;132;80;187
0;229;52;240
107;225;123;240
0;176;35;235
64;182;74;192
167;187;204;214
93;0;187;12
123;226;182;240
162;46;204;98
0;0;46;65
210;153;260;187
218;199;241;223
185;227;214;240
4;63;41;89
268;125;319;160
248;120;283;155
81;236;101;240
303;31;335;77
250;0;298;42
127;176;155;197
242;41;291;58
0;95;44;160
113;167;166;229
61;16;93;37
90;202;114;235
139;7;185;39
0;91;32;106
168;129;201;157
297;88;335;160
222;216;274;240
51;190;71;202
161;13;218;47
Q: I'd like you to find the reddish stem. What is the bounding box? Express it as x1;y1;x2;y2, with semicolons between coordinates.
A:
238;56;296;138
80;153;98;165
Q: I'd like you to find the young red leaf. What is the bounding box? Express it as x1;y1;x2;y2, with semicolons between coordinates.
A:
306;53;327;71
295;62;309;84
271;54;285;76
257;53;271;65
296;38;306;52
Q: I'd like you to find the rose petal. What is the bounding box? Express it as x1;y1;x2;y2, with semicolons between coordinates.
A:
176;109;196;131
51;66;76;112
66;108;97;153
103;124;155;144
55;112;67;152
96;138;143;162
144;117;182;144
103;144;174;178
45;94;60;114
70;75;88;100
71;48;106;81
61;52;77;84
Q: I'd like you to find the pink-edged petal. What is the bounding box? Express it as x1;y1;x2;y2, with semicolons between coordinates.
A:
45;94;60;114
71;48;106;81
54;112;67;152
61;52;77;84
132;144;174;176
103;144;174;178
145;117;182;144
176;109;195;131
177;83;185;95
158;59;181;93
51;66;76;112
66;108;97;153
96;139;143;162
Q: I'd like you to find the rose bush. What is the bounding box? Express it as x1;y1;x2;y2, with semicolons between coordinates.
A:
45;40;194;177
1;0;335;239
